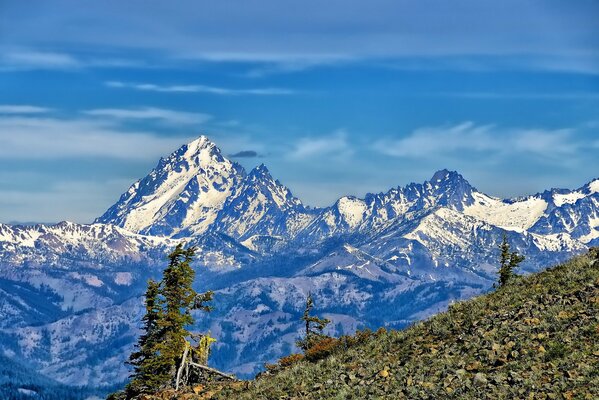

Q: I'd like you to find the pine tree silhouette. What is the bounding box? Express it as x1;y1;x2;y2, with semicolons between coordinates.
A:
498;234;525;287
121;244;213;398
297;292;330;352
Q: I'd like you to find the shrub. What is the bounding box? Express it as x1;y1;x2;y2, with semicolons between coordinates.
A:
278;353;304;367
305;337;339;362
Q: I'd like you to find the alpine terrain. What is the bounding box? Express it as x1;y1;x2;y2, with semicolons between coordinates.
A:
206;248;599;399
0;136;597;397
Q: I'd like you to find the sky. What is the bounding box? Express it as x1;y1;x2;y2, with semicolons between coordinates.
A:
0;0;598;223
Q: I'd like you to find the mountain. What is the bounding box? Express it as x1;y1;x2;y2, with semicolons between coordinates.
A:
97;136;247;237
0;352;100;400
206;249;599;400
531;180;599;245
297;169;476;241
0;135;597;397
210;164;315;244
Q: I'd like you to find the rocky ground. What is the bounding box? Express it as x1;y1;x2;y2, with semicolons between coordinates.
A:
136;248;599;399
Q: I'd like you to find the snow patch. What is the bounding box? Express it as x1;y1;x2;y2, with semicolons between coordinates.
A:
18;388;38;396
337;197;366;228
84;275;103;287
579;217;599;243
553;191;586;207
114;272;133;286
530;233;585;252
464;192;547;230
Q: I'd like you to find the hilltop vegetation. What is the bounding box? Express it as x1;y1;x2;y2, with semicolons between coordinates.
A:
171;248;599;399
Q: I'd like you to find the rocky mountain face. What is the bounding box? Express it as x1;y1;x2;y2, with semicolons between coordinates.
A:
0;136;596;396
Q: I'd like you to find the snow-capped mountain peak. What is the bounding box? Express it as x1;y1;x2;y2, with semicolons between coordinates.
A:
178;135;225;167
429;169;462;185
583;178;599;195
209;163;313;241
425;169;475;210
96;135;246;236
247;163;270;178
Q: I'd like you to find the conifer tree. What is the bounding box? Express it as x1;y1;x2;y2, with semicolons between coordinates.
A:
498;234;525;287
155;244;213;379
296;292;330;352
122;244;214;398
125;279;163;395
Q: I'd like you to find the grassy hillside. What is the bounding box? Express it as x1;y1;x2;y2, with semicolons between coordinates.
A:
140;248;599;399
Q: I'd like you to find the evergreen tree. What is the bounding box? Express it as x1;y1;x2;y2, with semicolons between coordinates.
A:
296;292;330;352
121;244;213;398
498;234;525;287
125;279;163;396
155;244;213;382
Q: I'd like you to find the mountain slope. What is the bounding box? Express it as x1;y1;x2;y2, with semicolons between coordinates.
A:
210;248;599;400
0;353;101;400
96;136;246;237
1;135;597;394
531;181;599;246
210;164;315;243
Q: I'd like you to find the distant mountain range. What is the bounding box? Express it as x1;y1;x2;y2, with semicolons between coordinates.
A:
0;136;597;396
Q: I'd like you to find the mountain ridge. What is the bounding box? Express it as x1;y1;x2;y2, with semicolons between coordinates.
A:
95;137;598;248
0;135;597;395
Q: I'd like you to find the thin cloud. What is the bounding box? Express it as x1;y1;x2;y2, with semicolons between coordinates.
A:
83;107;211;125
0;48;148;71
241;56;353;78
0;179;134;224
0;115;196;160
105;80;296;95
0;105;53;114
229;150;259;158
434;92;599;100
373;122;582;160
1;50;80;70
3;1;599;74
289;130;353;160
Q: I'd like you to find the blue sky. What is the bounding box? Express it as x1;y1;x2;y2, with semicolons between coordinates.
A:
0;0;598;223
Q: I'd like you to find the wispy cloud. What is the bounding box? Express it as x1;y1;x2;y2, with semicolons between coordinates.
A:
0;115;196;160
0;105;53;114
241;57;353;78
433;92;599;100
83;107;211;125
289;130;353;160
229;150;260;158
0;50;80;70
373;122;583;161
0;180;134;223
3;1;598;74
0;48;147;71
105;80;296;95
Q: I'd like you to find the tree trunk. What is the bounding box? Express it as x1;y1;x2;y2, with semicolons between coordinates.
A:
175;341;190;390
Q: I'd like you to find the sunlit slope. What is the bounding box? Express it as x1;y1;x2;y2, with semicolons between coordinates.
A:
215;248;599;399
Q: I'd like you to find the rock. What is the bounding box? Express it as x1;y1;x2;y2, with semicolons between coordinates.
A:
537;345;546;353
473;373;488;387
456;369;467;379
465;361;482;371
